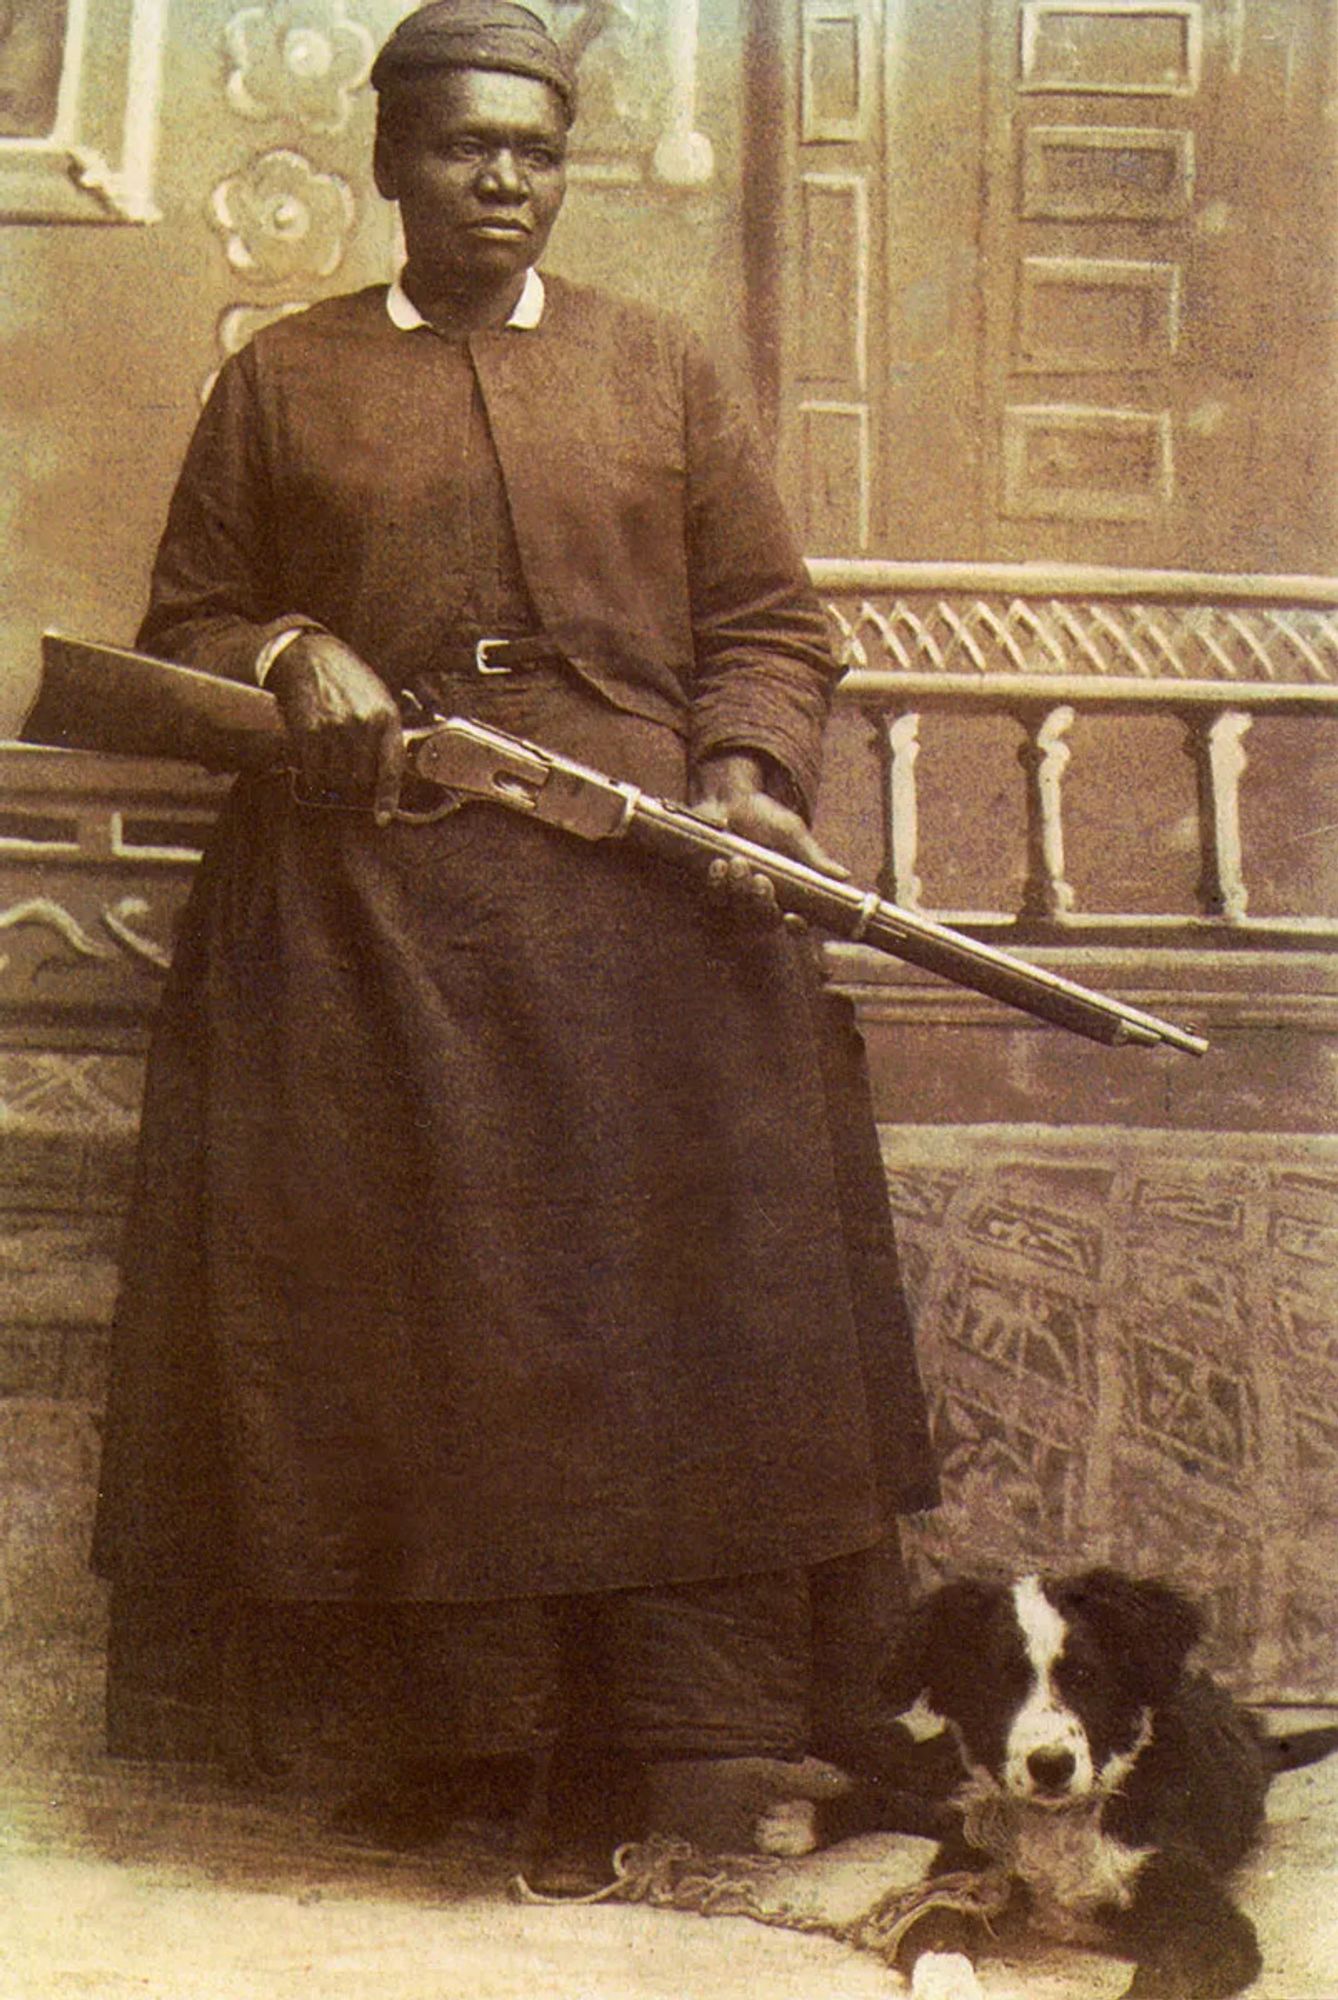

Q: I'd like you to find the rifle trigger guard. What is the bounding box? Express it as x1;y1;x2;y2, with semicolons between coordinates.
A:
392;787;465;825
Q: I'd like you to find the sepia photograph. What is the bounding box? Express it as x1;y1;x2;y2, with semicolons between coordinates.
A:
0;1;1335;1995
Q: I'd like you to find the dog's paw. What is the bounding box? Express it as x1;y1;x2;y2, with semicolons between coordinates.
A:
909;1951;986;2000
645;1754;852;1855
754;1798;819;1857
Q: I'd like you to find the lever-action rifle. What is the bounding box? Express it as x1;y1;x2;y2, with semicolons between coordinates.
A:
23;633;1208;1055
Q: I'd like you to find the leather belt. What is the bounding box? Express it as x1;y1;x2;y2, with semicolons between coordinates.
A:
438;635;562;677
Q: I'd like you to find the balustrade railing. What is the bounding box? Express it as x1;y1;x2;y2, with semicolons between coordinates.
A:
816;564;1338;951
3;565;1337;1029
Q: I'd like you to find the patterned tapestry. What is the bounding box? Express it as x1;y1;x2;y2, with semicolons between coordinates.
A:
883;1124;1338;1702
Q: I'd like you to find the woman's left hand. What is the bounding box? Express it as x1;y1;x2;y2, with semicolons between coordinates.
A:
690;754;849;918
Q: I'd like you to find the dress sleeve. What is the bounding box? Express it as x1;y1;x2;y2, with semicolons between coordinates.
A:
681;329;840;821
136;350;322;683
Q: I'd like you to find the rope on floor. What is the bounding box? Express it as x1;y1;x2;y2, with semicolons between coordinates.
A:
513;1836;1012;1966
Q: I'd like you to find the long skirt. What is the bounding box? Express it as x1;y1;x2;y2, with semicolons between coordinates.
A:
92;674;937;1761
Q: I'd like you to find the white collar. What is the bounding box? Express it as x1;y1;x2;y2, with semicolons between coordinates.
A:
385;265;546;332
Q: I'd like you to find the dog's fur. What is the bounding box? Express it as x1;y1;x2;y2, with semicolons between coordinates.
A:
806;1568;1338;2000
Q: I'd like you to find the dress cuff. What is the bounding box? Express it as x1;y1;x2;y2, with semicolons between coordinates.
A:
254;621;315;686
693;743;806;817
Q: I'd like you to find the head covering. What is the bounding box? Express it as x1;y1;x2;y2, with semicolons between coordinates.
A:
371;1;576;116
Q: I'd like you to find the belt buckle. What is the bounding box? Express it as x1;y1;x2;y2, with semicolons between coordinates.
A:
474;636;512;675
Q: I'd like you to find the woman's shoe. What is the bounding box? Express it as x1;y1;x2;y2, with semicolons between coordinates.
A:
328;1753;536;1850
518;1744;642;1895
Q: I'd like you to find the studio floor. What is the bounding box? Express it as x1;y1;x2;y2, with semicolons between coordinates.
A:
1;1713;1335;2000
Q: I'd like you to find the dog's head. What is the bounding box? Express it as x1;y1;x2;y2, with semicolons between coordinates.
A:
883;1568;1203;1810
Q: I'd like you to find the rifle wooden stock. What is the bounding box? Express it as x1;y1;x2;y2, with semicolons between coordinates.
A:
22;633;1208;1054
26;632;286;772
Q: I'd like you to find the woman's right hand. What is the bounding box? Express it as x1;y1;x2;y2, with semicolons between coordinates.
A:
267;631;405;825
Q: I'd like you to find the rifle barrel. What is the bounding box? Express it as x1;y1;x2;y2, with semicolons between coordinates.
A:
624;797;1208;1055
24;638;1208;1055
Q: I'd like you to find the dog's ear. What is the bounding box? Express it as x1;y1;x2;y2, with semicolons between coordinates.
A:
880;1578;1004;1716
1055;1568;1203;1698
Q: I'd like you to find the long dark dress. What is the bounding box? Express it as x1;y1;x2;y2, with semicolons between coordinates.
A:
93;289;937;1764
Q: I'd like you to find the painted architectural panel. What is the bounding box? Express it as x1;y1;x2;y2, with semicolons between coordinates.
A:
800;0;872;142
1017;255;1181;371
1020;1;1203;97
798;400;870;551
1003;403;1174;521
0;0;68;137
0;0;166;221
798;171;868;389
1021;123;1195;220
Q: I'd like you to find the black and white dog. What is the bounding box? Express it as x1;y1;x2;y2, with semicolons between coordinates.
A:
803;1568;1337;2000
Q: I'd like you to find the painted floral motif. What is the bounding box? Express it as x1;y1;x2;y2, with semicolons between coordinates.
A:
200;301;310;404
210;149;354;285
224;0;374;136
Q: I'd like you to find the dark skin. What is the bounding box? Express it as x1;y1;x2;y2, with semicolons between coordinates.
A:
270;65;846;889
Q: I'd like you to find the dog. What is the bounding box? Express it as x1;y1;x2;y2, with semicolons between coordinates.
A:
784;1568;1338;2000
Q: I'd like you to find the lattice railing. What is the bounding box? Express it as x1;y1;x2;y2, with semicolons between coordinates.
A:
816;564;1338;950
813;561;1338;684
